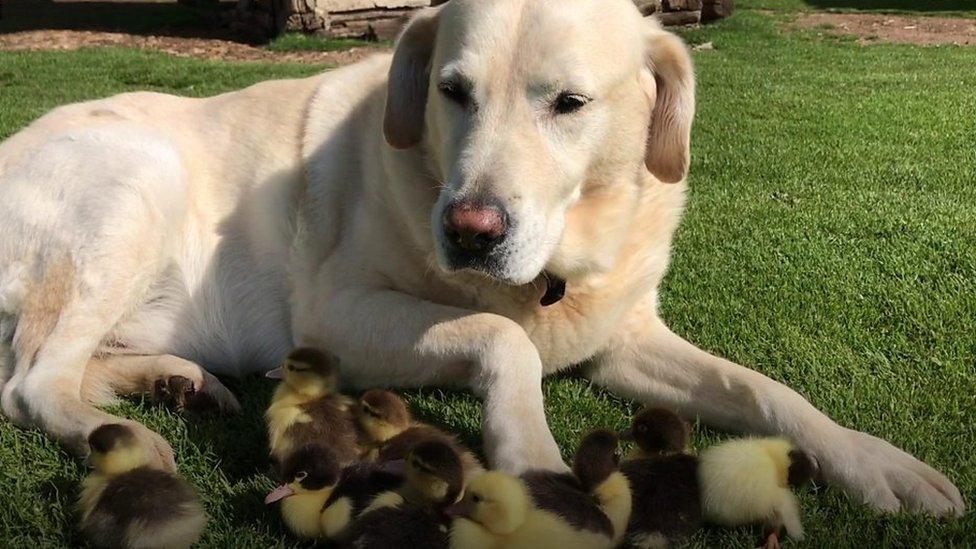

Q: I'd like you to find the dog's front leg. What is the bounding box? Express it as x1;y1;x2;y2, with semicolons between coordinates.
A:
298;287;565;473
585;304;964;517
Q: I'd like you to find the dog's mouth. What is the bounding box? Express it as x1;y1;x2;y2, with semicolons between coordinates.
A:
540;272;566;307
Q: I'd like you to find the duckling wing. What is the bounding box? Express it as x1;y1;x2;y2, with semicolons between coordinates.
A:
292;396;360;464
84;468;202;547
520;471;614;539
345;504;449;549
325;462;405;516
620;454;701;543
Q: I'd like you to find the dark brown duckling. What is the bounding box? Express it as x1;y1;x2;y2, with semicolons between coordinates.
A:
619;407;702;548
265;347;359;468
319;460;406;541
343;440;465;549
78;424;206;549
355;389;483;479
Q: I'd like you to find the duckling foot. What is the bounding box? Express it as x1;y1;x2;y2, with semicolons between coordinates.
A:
761;531;781;549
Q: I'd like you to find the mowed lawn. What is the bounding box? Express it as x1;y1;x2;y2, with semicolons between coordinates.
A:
1;4;974;547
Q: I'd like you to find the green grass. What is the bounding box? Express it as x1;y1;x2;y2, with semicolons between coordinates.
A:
1;6;975;548
266;34;390;52
740;0;976;18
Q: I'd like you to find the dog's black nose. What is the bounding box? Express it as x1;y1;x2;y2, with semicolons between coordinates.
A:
443;199;508;253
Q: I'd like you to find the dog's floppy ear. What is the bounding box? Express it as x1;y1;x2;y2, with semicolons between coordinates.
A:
641;23;696;183
384;8;440;149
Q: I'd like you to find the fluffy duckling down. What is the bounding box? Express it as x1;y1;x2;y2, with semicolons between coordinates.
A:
619;407;701;548
318;460;404;541
448;430;629;549
355;389;483;479
698;437;813;549
344;440;466;549
78;424;206;549
265;444;340;539
265;347;359;466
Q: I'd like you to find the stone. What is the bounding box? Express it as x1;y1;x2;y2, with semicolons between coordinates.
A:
633;0;661;16
701;0;734;22
664;0;702;11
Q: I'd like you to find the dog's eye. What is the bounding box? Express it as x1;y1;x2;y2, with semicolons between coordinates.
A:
553;92;590;114
438;80;470;107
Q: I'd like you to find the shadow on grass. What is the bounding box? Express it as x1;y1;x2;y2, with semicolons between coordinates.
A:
0;0;253;41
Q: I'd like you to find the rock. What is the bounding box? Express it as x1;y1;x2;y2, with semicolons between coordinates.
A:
664;0;702;11
654;10;701;26
692;41;714;51
633;0;661;15
701;0;734;22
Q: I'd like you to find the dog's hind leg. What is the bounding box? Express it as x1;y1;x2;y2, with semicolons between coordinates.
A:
82;354;240;413
1;256;177;471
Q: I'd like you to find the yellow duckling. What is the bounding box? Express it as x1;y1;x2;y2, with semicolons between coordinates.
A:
343;440;466;548
264;444;340;539
355;389;483;479
448;448;624;549
78;424;206;549
698;437;813;549
265;347;358;466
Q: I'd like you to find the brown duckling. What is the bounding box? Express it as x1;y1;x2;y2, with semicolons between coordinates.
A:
699;437;813;549
355;389;483;479
265;347;358;467
318;460;405;541
343;440;465;549
264;444;340;539
78;424;206;549
619;407;702;548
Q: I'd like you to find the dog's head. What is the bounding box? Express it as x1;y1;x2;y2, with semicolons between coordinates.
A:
385;0;695;285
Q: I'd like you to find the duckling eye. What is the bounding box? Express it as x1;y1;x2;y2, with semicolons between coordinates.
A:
471;495;481;503
295;471;308;481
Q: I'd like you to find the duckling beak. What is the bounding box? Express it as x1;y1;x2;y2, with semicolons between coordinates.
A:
265;367;284;380
444;498;475;519
264;484;295;504
619;428;634;441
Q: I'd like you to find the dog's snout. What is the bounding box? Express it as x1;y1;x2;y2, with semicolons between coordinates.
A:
443;200;508;253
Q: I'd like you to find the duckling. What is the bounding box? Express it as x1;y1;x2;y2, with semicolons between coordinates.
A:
572;429;632;545
318;460;404;541
264;444;340;539
343;440;465;549
698;437;813;549
448;440;625;549
78;424;206;549
619;408;701;548
355;389;483;479
265;347;359;467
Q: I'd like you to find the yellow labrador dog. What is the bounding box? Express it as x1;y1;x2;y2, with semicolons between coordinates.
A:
0;0;963;516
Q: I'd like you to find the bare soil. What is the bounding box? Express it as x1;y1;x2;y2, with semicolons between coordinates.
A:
794;12;976;46
0;30;390;64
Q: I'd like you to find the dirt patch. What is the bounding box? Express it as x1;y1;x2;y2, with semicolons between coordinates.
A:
794;13;976;46
0;30;391;65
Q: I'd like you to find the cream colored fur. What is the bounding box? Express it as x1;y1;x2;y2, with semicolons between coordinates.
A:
0;0;962;517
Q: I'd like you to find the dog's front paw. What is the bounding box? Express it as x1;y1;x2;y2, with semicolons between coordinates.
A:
817;428;964;517
121;420;177;473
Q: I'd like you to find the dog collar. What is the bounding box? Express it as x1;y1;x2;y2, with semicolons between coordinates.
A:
540;273;566;306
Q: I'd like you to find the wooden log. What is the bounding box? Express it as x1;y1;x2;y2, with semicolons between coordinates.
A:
654;9;701;26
